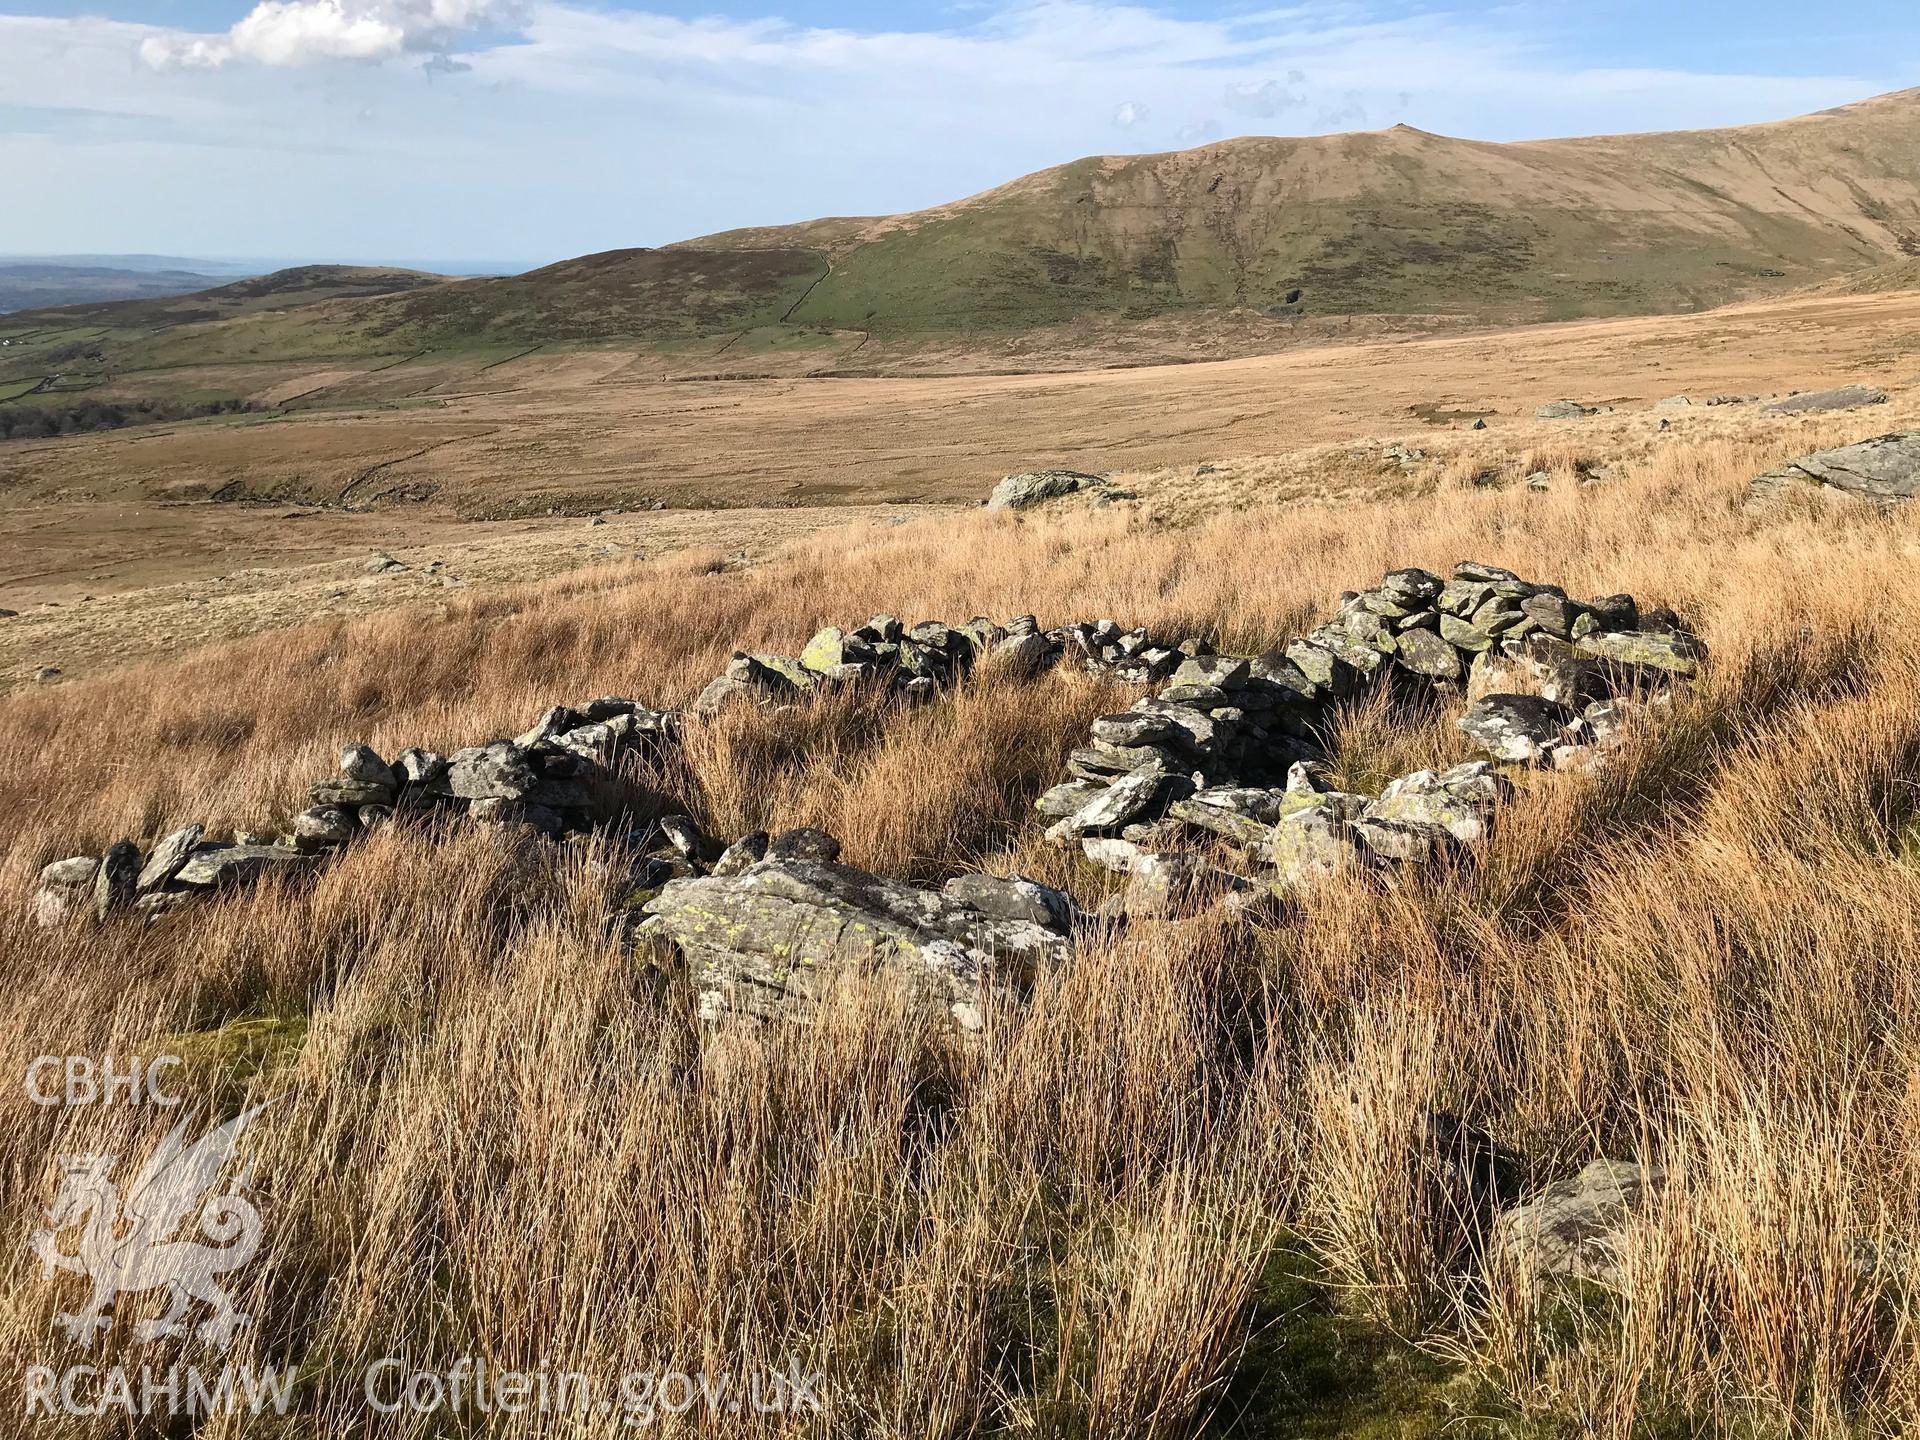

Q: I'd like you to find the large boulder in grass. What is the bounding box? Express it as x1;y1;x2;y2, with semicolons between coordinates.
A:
1750;432;1920;508
1494;1159;1664;1287
1761;384;1887;416
636;858;1069;1031
985;469;1104;511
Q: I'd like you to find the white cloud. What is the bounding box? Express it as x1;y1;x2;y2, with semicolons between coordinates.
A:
139;0;524;69
1113;100;1148;127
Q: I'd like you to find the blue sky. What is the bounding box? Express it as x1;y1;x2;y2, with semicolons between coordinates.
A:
1;1;1914;267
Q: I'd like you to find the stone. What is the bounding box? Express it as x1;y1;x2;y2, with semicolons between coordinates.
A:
92;841;139;921
941;873;1075;932
364;552;405;574
396;748;449;787
767;826;842;863
1761;385;1887;416
658;815;711;864
991;632;1057;678
35;857;98;927
308;779;396;808
1352;816;1459;864
1494;1159;1663;1287
1393;626;1463;680
1535;400;1594;419
1571;629;1702;677
1365;762;1512;843
1079;836;1149;873
1123;853;1246;916
1439;613;1494;652
712;831;769;877
174;844;316;888
801;626;863;674
1750;432;1920;507
355;805;395;830
515;706;574;749
1270;792;1367;889
1452;561;1521;585
1061;768;1192;837
1520;591;1583;639
693;675;757;717
441;741;538;801
339;743;397;790
1169;654;1249;691
136;824;204;892
638;858;1067;1030
1092;712;1178;748
1584;593;1639;631
1168;794;1277;851
1459;694;1573;764
985;469;1104;510
1036;780;1104;818
291;806;355;851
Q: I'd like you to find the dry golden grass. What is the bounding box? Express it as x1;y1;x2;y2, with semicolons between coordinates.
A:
4;404;1920;1435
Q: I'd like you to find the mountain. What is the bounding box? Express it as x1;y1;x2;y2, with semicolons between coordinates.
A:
3;89;1919;386
0;262;241;315
678;86;1920;332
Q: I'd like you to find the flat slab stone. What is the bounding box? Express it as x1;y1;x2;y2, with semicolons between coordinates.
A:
1750;431;1920;507
174;845;317;888
1761;384;1887;416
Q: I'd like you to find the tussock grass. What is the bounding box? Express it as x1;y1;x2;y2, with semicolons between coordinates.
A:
4;411;1920;1434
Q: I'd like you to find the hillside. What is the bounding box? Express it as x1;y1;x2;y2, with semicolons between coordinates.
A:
684;87;1920;332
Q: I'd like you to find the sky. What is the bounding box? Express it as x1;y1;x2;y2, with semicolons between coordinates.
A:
1;0;1915;269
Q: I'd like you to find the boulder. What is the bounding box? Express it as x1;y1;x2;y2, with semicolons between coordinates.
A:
136;824;203;893
637;858;1068;1030
1750;432;1920;507
1036;780;1105;818
1535;400;1594;420
1459;695;1573;764
1761;385;1887;416
657;815;712;865
985;469;1104;511
1494;1159;1663;1287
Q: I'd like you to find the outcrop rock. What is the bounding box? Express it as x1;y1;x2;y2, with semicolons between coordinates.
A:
1494;1159;1663;1287
1761;384;1887;416
985;469;1104;510
1750;431;1920;507
637;858;1070;1030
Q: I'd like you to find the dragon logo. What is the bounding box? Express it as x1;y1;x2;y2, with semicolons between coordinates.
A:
30;1103;271;1351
